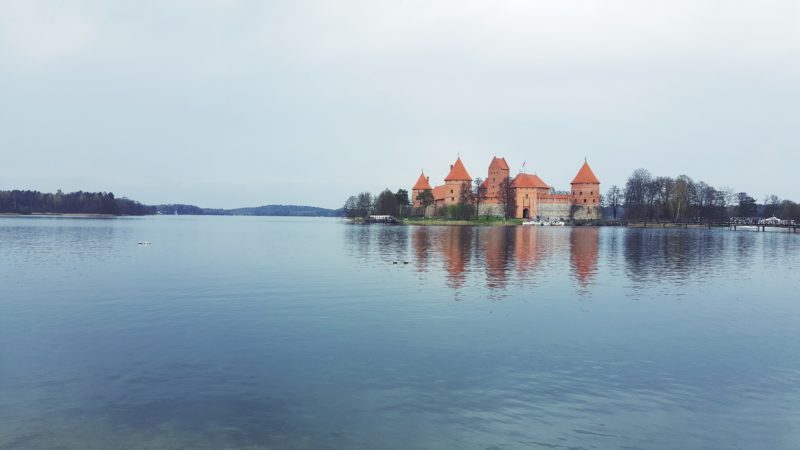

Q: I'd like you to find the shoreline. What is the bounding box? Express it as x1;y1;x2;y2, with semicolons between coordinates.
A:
0;213;122;219
400;218;524;227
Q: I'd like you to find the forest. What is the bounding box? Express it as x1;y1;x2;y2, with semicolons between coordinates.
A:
614;168;799;222
0;190;155;215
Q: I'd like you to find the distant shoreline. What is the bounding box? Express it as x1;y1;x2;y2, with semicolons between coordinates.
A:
0;213;118;218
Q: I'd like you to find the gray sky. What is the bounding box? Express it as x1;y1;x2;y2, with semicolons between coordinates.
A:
1;0;798;209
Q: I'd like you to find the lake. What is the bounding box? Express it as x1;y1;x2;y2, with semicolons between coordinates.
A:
1;216;799;449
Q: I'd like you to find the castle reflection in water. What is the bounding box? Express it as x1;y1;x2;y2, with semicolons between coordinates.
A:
344;224;764;298
345;225;601;294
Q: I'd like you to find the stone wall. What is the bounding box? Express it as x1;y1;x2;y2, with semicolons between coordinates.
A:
477;203;505;217
572;205;602;221
537;202;572;221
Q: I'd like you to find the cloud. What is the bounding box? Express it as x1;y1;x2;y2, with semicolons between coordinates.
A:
0;0;99;66
255;0;800;73
0;1;798;206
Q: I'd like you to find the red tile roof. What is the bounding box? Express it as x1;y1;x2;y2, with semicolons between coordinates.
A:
511;173;549;189
571;161;600;184
489;156;510;171
412;172;433;190
444;158;472;181
433;185;448;201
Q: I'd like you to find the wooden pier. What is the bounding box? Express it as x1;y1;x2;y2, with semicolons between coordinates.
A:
626;221;799;232
717;222;799;232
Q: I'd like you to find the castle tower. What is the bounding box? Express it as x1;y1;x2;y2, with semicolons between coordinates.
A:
442;157;472;206
570;160;601;220
484;156;510;203
511;173;549;219
411;171;433;207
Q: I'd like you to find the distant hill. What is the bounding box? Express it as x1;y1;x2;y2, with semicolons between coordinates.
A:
155;204;205;215
156;204;341;217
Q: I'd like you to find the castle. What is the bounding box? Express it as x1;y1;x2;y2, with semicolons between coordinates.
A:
411;157;601;220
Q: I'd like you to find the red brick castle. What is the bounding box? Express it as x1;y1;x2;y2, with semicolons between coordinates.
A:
412;157;601;220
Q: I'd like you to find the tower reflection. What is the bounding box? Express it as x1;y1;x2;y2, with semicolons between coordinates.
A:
353;224;602;295
570;227;599;289
437;226;473;289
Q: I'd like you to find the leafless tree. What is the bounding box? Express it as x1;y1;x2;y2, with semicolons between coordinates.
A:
606;185;621;219
497;177;516;219
473;178;486;218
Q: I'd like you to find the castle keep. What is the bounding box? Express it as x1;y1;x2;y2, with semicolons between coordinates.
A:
411;157;601;221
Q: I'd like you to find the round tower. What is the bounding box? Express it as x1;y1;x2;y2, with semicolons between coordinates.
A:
570;160;601;220
411;171;433;208
442;157;472;206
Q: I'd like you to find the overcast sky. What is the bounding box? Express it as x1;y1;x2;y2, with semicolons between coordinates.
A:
1;0;798;209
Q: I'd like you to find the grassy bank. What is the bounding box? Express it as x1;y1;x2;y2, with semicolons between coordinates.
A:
401;217;524;226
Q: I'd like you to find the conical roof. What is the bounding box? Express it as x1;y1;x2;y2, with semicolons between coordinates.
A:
444;158;472;181
571;161;600;184
412;172;432;190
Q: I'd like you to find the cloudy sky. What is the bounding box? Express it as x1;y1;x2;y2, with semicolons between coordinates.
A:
1;0;798;209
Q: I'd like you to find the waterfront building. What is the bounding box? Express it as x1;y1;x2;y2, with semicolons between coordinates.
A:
411;156;601;220
411;172;433;208
433;157;473;208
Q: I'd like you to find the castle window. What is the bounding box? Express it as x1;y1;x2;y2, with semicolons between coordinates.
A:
584;199;587;203
580;191;583;195
593;199;596;203
590;191;593;195
450;189;453;194
451;197;455;201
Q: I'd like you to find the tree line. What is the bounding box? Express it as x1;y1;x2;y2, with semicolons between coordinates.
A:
343;179;519;221
0;190;155;215
342;189;410;219
614;168;800;222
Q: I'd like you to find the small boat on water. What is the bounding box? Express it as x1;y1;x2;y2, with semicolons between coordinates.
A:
523;219;566;226
365;215;398;224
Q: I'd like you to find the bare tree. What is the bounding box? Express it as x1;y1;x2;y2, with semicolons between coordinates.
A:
623;168;651;220
473;178;486;218
356;192;373;218
764;194;781;217
606;185;621;219
497;177;516;219
669;175;693;222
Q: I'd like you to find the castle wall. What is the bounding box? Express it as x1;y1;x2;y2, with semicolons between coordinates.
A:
477;203;504;217
537;202;572;221
572;205;602;221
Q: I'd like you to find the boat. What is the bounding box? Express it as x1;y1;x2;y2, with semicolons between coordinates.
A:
523;220;544;226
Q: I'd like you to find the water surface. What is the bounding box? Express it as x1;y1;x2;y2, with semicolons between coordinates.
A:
1;217;799;449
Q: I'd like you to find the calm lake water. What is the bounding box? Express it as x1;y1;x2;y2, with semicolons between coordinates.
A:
1;216;799;449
